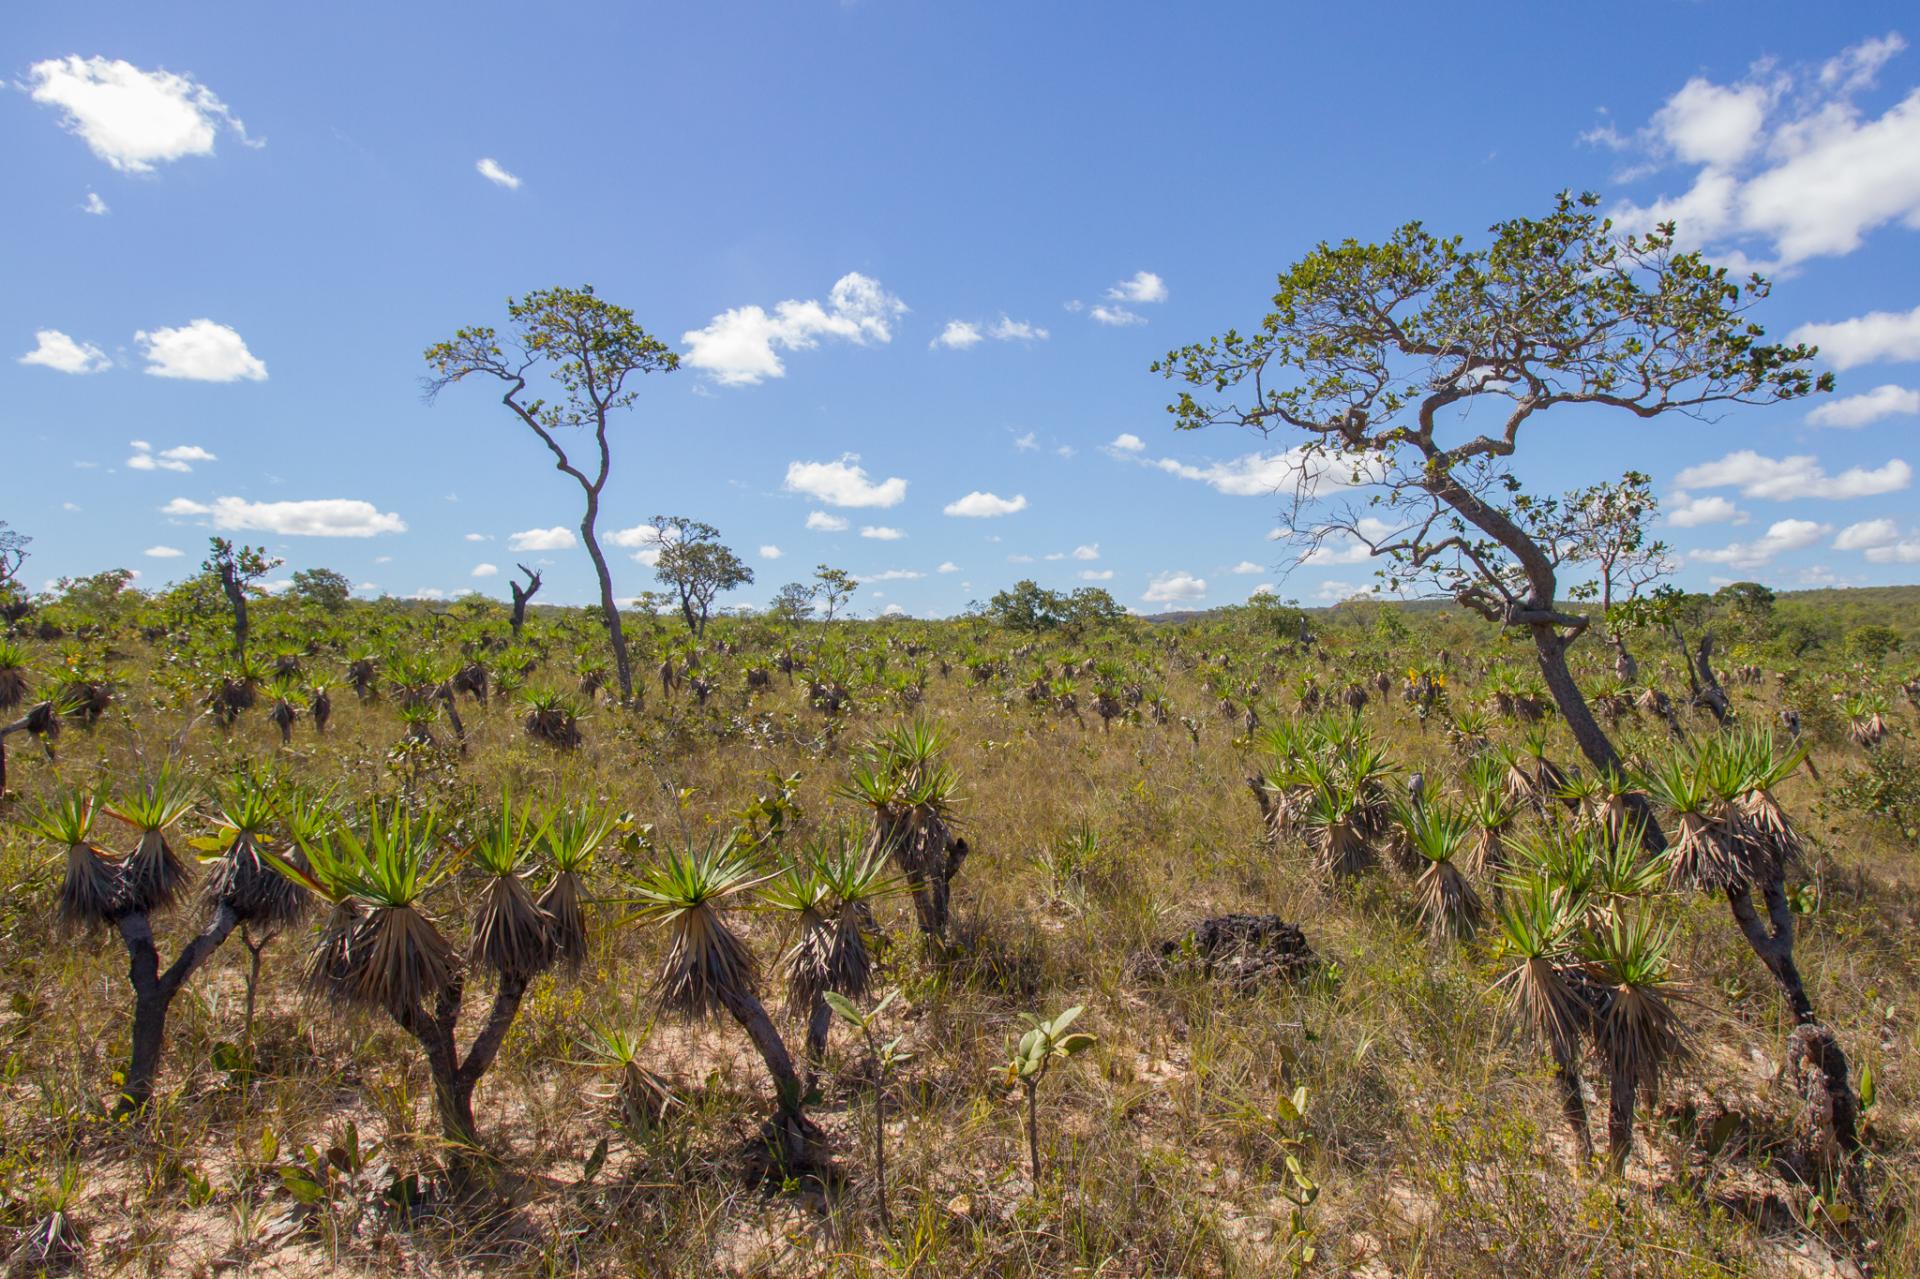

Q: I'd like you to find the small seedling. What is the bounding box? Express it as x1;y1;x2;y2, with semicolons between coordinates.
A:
826;987;912;1231
1004;1005;1097;1183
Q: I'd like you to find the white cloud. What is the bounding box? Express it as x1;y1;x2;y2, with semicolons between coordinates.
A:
863;569;924;582
464;532;489;542
1251;583;1276;597
82;192;109;215
1807;384;1920;428
1834;518;1898;551
1013;432;1038;451
1007;554;1035;564
1653;77;1771;167
860;525;905;540
409;588;448;601
24;56;255;173
759;545;782;559
1110;433;1146;452
1056;445;1076;459
1316;580;1377;604
471;562;499;577
806;510;850;532
937;561;959;573
508;526;575;551
606;523;662;548
127;441;217;473
1608;36;1920;266
1105;271;1168;304
943;491;1028;518
475;157;521;189
682;272;906;385
1674;450;1912;500
136;319;266;382
1072;544;1100;560
19;329;111;374
143;545;182;558
1865;536;1920;563
1079;569;1114;581
784;454;907;508
1143;571;1206;604
881;603;906;617
1666;490;1747;528
163;496;406;537
932;320;981;350
1691;518;1831;569
1090;305;1145;327
1149;449;1347;498
989;316;1048;341
1791;304;1920;369
1228;560;1263;574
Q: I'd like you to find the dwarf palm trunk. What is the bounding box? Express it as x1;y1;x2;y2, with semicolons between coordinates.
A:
1606;1070;1637;1173
114;905;240;1115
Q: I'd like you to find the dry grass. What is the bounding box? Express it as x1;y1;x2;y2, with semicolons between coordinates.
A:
0;617;1916;1278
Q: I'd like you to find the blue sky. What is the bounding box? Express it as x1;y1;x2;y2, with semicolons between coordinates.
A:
7;2;1920;617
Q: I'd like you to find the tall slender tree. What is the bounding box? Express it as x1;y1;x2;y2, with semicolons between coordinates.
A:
1157;192;1830;779
424;286;678;704
203;538;282;658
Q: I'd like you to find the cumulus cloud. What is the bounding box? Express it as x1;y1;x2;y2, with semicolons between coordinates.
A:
932;320;981;350
1833;518;1898;551
943;491;1027;518
1105;270;1169;304
18;329;110;374
1072;544;1100;560
1079;569;1114;581
136;319;267;381
805;510;849;532
1090;305;1145;327
144;545;182;558
1316;580;1377;604
1674;450;1912;500
1666;490;1748;528
475;157;521;188
1792;304;1920;369
1691;518;1832;569
1151;449;1356;498
1807;384;1920;427
937;561;959;573
682;272;906;385
784;454;907;508
1110;433;1146;452
1606;33;1920;266
863;569;924;582
1228;560;1264;574
471;562;499;577
860;525;905;540
464;532;489;542
24;56;256;173
127;441;215;473
1143;571;1206;604
759;545;782;559
164;496;406;537
508;526;575;551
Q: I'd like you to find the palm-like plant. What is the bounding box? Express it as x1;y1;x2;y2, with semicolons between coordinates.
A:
1581;913;1689;1172
103;768;196;916
764;831;901;1070
630;837;815;1163
32;791;120;931
0;636;29;711
1405;802;1482;940
540;802;614;970
468;789;554;982
1493;876;1593;1160
204;772;310;929
840;719;969;940
264;674;303;745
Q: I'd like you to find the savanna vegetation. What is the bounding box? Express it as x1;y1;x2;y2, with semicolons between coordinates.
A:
1;198;1917;1278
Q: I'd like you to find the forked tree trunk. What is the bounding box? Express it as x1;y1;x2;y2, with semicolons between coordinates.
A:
579;495;636;707
114;904;241;1115
393;972;530;1154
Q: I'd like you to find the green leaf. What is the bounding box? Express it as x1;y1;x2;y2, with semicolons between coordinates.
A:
823;991;862;1025
1057;1032;1096;1056
583;1135;609;1184
1858;1062;1876;1111
1049;1005;1084;1036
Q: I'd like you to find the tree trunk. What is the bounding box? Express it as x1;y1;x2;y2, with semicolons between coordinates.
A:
718;983;803;1116
579;496;635;707
805;996;833;1071
1725;877;1814;1023
1024;1080;1041;1181
1606;1071;1636;1173
114;905;240;1115
1531;627;1621;775
1553;1041;1593;1164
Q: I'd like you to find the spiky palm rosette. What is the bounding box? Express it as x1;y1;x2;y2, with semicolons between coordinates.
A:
827;900;877;999
779;909;835;1009
207;833;311;927
472;872;554;980
537;870;589;971
346;904;460;1015
0;640;27;711
1739;790;1804;872
1582;915;1690;1098
657;904;758;1017
59;840;123;931
304;900;362;1000
1416;859;1482;939
1492;878;1591;1066
124;828;191;915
